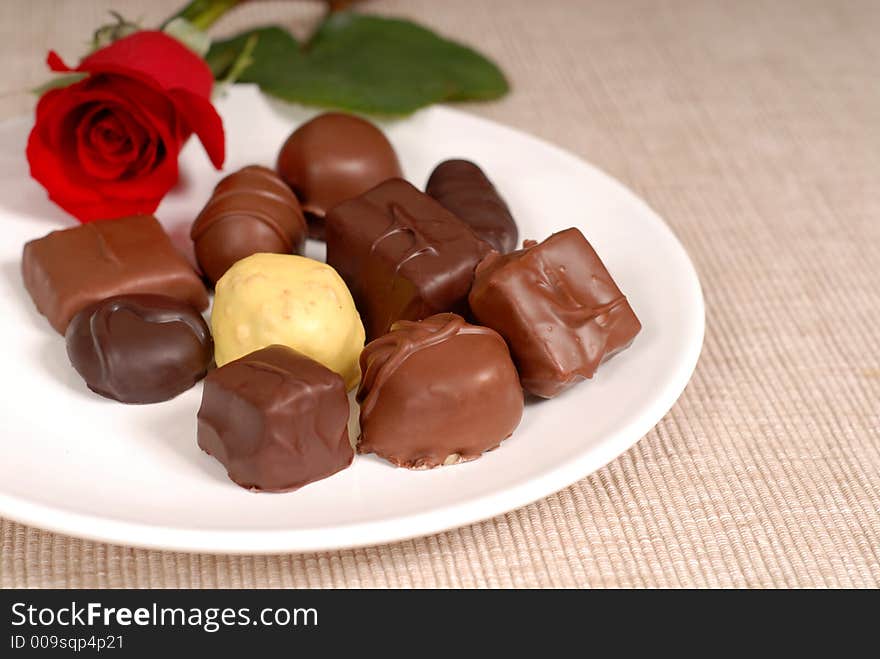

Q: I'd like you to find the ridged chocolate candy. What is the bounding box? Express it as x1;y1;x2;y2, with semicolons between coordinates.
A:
357;313;523;469
197;345;353;492
191;165;307;284
276;112;403;240
425;159;518;253
468;228;642;398
65;294;213;404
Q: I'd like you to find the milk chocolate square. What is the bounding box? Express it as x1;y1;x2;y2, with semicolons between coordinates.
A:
468;228;641;398
22;214;208;334
325;178;493;339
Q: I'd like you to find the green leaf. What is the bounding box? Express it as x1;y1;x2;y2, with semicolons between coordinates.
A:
204;12;509;115
205;26;293;80
218;33;259;86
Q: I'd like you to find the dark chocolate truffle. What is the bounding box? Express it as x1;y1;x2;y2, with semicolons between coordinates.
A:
191;165;307;285
197;344;353;492
65;294;213;404
22;214;208;334
468;228;641;398
325;178;494;340
357;313;523;469
276;112;403;240
425;159;518;253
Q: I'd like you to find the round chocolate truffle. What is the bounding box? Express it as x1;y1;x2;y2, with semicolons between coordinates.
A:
357;313;524;469
211;253;365;389
191;165;308;285
276;112;403;240
65;294;213;404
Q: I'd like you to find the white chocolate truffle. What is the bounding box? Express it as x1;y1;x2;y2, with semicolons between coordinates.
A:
212;253;365;388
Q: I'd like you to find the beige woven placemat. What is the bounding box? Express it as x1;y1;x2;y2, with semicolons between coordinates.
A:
1;0;878;588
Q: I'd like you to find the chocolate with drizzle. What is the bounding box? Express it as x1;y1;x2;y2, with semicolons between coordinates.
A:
65;294;213;404
357;313;523;469
468;228;642;398
191;165;307;285
325;178;494;339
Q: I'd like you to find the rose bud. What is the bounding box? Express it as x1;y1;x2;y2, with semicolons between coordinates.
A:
26;31;225;223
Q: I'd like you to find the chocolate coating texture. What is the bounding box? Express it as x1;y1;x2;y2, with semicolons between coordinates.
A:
468;228;641;398
357;313;523;469
65;294;213;404
197;345;353;492
425;159;518;253
276;112;403;240
191;165;307;284
326;178;494;340
22;214;208;334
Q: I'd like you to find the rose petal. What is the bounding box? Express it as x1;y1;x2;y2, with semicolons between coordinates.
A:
28;76;182;221
169;88;225;169
30;34;226;223
91;113;132;157
94;110;145;164
76;32;214;99
75;106;136;179
28;118;107;217
46;50;72;73
50;78;177;193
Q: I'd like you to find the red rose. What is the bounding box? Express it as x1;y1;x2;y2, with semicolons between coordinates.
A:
27;31;225;222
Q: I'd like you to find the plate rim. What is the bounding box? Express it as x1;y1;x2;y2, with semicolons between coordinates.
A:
0;96;705;553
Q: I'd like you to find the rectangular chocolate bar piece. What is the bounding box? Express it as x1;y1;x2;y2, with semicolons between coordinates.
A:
22;214;208;334
198;344;353;492
325;178;493;339
468;227;641;398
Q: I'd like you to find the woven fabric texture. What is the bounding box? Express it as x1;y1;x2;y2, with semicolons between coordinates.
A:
0;0;878;588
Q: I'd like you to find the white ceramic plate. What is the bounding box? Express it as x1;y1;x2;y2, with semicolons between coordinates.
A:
0;85;703;553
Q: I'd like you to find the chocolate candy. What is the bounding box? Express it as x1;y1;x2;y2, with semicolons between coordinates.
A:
211;253;365;389
357;313;523;469
276;112;403;239
425;159;518;253
22;214;208;334
191;165;308;285
468;228;641;398
65;294;213;404
326;178;494;340
197;344;353;492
